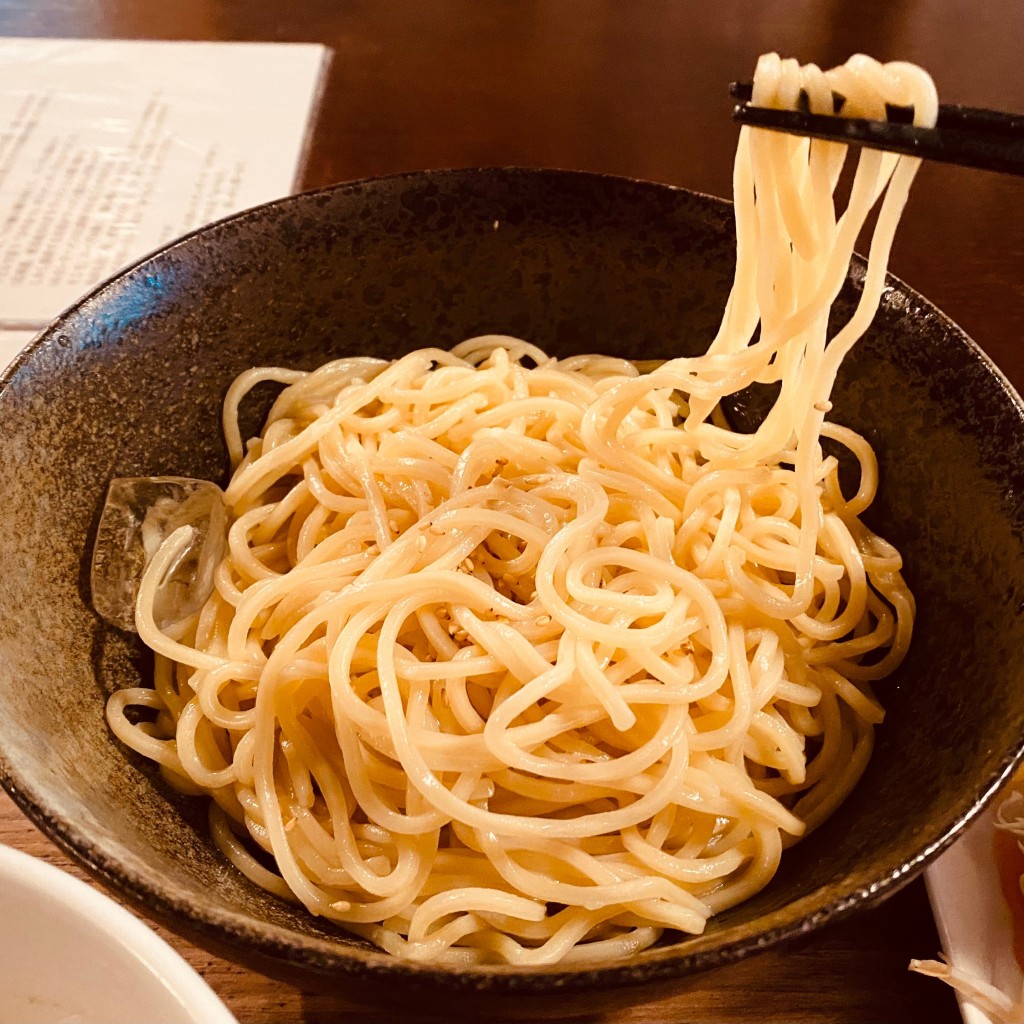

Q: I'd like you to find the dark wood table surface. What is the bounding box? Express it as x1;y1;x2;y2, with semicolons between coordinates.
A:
2;1;1023;1021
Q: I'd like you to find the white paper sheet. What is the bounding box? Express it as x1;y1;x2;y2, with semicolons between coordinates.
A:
0;328;37;371
0;327;35;372
0;38;330;327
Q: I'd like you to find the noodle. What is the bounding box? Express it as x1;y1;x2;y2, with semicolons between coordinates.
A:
106;53;931;965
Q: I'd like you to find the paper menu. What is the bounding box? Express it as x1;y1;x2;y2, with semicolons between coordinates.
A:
0;328;36;371
0;37;330;330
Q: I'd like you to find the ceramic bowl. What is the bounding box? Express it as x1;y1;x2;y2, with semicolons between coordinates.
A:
0;843;236;1024
1;168;1023;1017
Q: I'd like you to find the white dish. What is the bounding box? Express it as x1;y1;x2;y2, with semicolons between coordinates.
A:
926;800;1024;1024
0;843;237;1024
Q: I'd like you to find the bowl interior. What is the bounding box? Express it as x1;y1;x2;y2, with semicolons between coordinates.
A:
1;168;1023;997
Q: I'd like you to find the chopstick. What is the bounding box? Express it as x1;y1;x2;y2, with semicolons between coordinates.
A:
730;81;1024;176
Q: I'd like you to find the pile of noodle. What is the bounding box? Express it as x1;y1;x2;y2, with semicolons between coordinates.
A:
107;54;932;966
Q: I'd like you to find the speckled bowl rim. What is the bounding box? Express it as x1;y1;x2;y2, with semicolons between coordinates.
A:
2;167;1023;995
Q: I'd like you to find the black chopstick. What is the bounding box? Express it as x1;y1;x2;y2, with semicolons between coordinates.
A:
729;81;1024;176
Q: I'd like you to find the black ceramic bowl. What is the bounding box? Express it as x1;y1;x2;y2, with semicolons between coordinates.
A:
1;168;1023;1017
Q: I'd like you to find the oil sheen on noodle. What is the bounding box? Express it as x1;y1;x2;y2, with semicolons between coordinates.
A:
107;53;932;966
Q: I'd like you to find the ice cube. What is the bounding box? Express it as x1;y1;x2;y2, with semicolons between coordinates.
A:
91;477;227;632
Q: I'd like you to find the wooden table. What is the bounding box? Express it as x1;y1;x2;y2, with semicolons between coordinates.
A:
2;1;1023;1021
